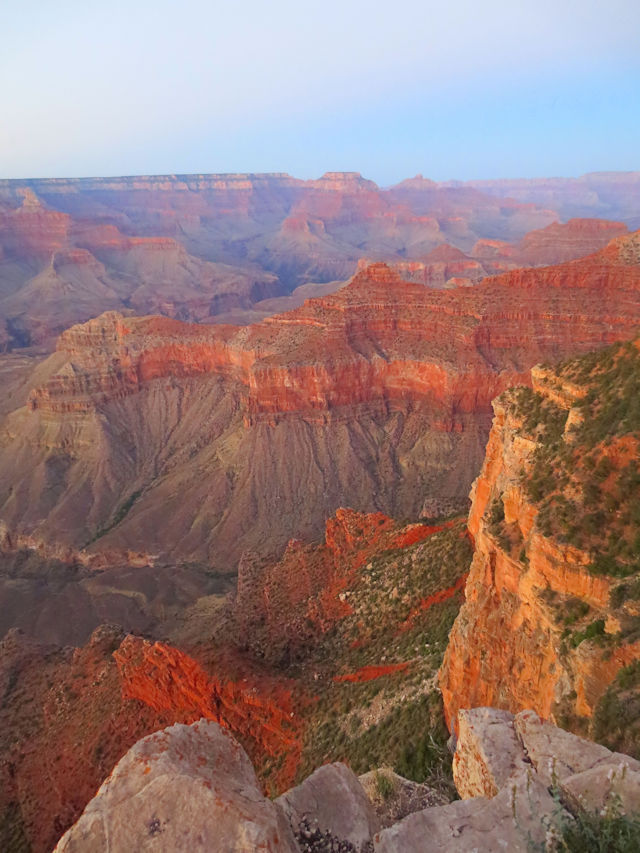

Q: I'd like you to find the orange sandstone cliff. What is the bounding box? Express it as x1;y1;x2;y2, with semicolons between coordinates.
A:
440;331;640;745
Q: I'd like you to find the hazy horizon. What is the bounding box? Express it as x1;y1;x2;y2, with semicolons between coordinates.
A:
1;167;639;187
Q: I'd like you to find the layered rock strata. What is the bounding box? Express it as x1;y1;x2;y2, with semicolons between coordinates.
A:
2;233;640;565
2;168;635;347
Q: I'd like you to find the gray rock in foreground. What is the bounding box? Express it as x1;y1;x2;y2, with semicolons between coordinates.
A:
54;708;640;852
374;768;558;852
375;707;640;851
277;762;380;851
54;719;297;853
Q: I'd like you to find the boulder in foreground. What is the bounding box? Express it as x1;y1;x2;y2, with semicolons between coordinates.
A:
54;719;297;853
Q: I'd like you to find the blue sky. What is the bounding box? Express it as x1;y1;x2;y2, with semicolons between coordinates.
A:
1;0;639;183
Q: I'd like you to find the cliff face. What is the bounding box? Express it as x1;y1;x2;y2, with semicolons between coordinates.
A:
517;217;628;266
2;233;640;567
440;335;640;743
113;636;302;786
358;218;629;291
0;624;305;853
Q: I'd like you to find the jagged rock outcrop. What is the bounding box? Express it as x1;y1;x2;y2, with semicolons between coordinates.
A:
374;773;556;852
53;709;640;852
233;509;451;660
375;707;640;851
451;707;640;816
2;234;640;567
54;720;298;853
0;625;306;852
113;635;302;787
440;332;640;741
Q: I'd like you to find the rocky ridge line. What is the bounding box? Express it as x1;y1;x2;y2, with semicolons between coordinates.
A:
54;708;640;851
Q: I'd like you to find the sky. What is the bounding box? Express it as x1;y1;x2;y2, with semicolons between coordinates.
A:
1;0;639;184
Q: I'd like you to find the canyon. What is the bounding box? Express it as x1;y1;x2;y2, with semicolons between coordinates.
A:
0;171;635;348
1;231;640;571
0;513;473;850
2;173;640;851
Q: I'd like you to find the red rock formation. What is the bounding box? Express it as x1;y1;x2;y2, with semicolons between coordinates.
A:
332;662;411;683
233;509;445;657
28;234;640;419
1;169;633;347
0;184;282;346
0;626;178;853
0;190;71;257
114;636;302;786
0;625;305;853
518;217;628;266
398;572;469;632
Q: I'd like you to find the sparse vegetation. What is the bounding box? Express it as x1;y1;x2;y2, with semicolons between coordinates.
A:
374;769;396;801
554;791;640;852
265;522;473;799
567;618;606;649
84;489;143;545
509;341;640;580
593;661;640;759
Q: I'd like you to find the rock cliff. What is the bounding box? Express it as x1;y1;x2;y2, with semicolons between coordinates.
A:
517;217;628;265
3;233;640;566
365;218;629;289
113;635;302;786
440;332;640;748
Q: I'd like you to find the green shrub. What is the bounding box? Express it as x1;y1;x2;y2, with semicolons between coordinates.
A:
554;793;640;852
570;619;606;648
374;770;396;801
